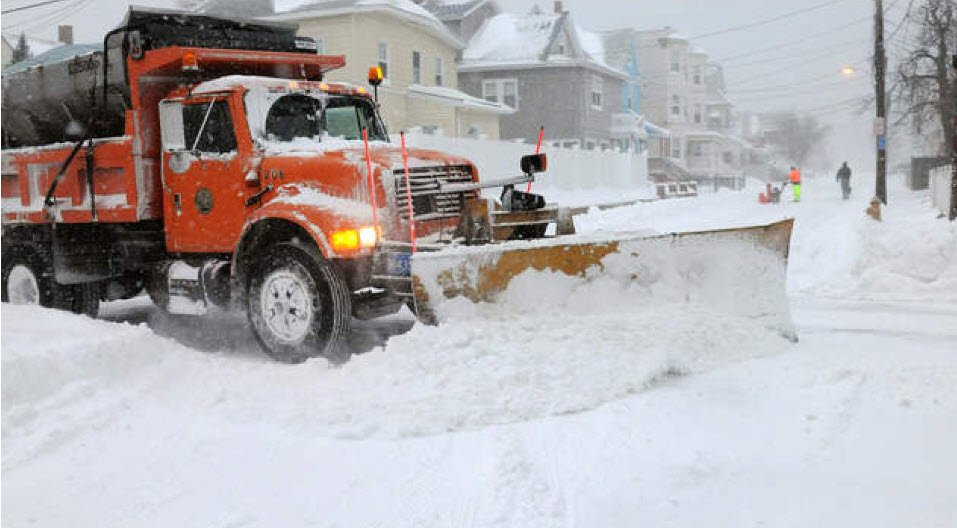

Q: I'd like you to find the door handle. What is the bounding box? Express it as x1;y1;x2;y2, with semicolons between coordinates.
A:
245;184;274;207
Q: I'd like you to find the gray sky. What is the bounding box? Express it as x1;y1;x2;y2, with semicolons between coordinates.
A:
3;0;914;167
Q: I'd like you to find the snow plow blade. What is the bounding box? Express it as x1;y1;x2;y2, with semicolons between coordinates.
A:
411;218;796;339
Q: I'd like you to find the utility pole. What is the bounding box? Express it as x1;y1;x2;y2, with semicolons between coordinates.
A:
874;0;888;205
950;54;956;221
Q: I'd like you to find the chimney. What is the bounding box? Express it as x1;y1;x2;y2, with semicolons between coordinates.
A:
554;1;564;14
58;25;73;45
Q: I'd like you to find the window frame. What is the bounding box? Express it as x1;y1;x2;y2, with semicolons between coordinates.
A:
377;41;389;83
434;56;444;86
412;50;422;85
590;75;603;111
482;78;519;110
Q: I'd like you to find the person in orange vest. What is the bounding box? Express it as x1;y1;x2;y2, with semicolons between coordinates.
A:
788;166;802;202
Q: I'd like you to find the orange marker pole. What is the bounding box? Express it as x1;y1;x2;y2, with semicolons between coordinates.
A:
362;127;379;229
400;132;417;253
527;126;544;193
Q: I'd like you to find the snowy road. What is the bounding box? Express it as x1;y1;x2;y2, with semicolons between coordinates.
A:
3;176;956;527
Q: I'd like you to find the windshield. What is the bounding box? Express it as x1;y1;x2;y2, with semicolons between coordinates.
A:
246;89;388;146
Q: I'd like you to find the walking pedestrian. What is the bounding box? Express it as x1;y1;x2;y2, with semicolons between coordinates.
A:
789;166;802;202
836;162;852;200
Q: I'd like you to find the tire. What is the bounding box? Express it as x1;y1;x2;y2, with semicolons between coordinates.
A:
1;245;98;316
246;241;352;364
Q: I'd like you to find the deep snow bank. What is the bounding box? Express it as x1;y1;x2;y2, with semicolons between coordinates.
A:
2;279;789;444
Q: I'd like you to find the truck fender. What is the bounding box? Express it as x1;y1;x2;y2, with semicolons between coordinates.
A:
231;197;373;290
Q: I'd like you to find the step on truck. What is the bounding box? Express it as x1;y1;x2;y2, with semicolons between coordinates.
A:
2;9;798;363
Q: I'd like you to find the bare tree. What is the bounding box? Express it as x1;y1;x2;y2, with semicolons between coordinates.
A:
895;0;957;155
762;112;833;168
11;32;31;64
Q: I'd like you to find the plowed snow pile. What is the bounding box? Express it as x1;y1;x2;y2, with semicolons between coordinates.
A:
3;288;789;449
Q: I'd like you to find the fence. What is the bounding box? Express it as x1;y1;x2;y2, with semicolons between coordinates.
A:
397;133;650;193
929;165;953;217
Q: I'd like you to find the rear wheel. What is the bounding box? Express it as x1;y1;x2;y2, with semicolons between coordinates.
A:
1;245;99;316
247;241;352;364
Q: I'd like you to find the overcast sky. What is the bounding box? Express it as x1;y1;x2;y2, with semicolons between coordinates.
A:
3;0;916;167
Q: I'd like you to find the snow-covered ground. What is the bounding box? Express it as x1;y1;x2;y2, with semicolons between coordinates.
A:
3;175;956;527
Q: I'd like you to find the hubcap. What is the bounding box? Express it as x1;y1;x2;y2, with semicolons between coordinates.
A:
7;265;40;305
260;270;314;343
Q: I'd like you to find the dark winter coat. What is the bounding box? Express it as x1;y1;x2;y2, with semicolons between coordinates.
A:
836;166;851;180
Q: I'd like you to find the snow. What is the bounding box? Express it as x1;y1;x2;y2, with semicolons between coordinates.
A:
407;84;514;113
3;174;957;526
463;13;561;63
276;0;442;26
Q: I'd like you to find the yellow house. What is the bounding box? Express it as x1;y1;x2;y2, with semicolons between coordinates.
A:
268;0;512;139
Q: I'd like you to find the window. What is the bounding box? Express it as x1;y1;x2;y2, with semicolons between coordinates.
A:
671;95;680;116
434;57;444;86
315;38;325;55
693;66;702;85
412;51;422;84
265;94;322;141
377;42;389;80
482;78;519;110
322;98;387;141
482;80;499;102
183;99;236;153
670;51;681;73
590;76;603;110
671;138;681;159
690;142;703;157
694;104;702;123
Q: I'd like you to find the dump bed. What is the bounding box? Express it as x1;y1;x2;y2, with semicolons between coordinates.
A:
1;8;317;149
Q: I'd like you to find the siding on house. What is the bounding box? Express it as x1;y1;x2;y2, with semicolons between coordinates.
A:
286;7;507;138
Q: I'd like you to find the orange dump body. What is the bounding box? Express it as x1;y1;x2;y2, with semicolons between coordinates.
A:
1;46;477;260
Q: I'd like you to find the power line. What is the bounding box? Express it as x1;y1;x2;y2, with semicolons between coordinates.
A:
1;0;71;15
688;0;852;40
720;0;901;63
1;0;91;32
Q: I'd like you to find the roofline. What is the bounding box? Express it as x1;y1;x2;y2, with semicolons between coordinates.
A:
266;4;465;50
432;0;501;21
459;59;629;80
406;84;515;114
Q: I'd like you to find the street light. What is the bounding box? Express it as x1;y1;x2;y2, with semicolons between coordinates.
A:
841;65;857;78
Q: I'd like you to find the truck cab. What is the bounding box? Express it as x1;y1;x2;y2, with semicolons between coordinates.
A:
1;9;478;364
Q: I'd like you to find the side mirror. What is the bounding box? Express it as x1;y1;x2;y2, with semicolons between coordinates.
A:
521;153;547;175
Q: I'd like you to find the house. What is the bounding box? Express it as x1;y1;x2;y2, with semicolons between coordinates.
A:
267;0;511;139
1;36;13;67
602;27;668;158
632;27;749;189
456;2;629;149
2;25;76;68
419;0;501;43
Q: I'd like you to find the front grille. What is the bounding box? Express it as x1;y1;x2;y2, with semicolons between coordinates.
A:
394;164;474;222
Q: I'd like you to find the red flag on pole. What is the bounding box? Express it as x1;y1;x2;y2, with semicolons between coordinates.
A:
527;126;544;193
361;127;379;229
400;132;417;253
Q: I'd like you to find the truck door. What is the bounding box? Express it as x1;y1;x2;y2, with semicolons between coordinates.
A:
159;96;248;253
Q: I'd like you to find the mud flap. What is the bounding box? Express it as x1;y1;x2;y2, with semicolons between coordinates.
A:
411;219;796;340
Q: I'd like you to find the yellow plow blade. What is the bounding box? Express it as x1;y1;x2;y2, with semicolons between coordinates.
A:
411;219;796;339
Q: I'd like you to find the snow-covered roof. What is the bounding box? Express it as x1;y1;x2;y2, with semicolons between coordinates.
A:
0;35;63;57
420;0;493;21
2;43;99;75
406;84;514;114
461;12;625;79
463;12;561;63
270;0;463;49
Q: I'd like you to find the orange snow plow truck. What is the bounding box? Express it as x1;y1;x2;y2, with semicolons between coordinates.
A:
2;10;796;363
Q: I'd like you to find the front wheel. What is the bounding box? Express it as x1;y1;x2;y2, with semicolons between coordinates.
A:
247;241;352;364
